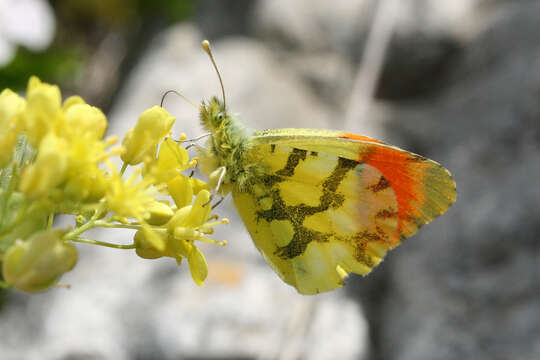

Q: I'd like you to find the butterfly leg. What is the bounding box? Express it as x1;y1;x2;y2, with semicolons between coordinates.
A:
189;162;199;178
211;195;226;209
203;193;227;209
214;166;227;193
179;133;212;144
204;166;227;207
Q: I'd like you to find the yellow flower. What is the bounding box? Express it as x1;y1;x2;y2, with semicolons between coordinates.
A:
0;76;227;293
147;137;190;184
168;189;212;230
19;133;69;199
105;166;156;221
64;163;108;203
167;190;213;285
121;106;175;165
168;175;194;209
0;89;26;167
169;237;208;286
23;76;63;146
63;102;107;140
2;230;78;293
134;190;226;286
135;226;209;286
62;135;109;201
189;177;210;194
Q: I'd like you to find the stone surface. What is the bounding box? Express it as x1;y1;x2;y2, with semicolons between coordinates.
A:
252;0;485;52
351;2;540;360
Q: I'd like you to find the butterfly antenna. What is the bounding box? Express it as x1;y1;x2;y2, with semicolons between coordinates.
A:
201;40;226;108
160;89;199;109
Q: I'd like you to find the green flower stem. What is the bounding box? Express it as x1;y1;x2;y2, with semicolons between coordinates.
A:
120;162;128;175
70;237;136;249
62;212;144;251
64;217;98;240
47;213;54;229
95;222;142;230
0;162;17;229
92;201;109;221
64;216;132;239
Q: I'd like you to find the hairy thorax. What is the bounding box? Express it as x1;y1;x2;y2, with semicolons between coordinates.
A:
198;116;267;195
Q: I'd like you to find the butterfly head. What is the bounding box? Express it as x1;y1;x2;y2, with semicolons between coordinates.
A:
200;96;230;133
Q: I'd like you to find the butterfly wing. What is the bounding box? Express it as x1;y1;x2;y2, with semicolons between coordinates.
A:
232;129;456;294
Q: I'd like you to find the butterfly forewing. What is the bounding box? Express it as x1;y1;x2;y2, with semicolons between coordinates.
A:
251;130;456;244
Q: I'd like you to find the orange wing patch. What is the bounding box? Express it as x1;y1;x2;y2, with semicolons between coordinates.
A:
341;132;386;145
358;145;456;247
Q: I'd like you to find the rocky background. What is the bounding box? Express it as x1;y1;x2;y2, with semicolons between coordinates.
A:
1;0;540;359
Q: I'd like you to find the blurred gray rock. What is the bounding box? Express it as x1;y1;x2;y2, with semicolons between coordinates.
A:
252;0;486;51
195;0;256;39
352;2;540;360
252;0;485;100
252;0;371;53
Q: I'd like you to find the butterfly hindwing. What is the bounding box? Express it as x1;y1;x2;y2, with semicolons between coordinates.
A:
232;129;456;294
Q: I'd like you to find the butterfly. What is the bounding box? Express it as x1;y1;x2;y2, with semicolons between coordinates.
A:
195;41;456;295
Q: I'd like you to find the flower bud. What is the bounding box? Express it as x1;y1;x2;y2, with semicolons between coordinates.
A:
24;76;62;146
64;103;107;140
134;229;166;259
121;106;175;165
19;133;68;199
62;95;85;110
134;228;175;259
0;88;26;166
2;230;78;293
146;201;174;226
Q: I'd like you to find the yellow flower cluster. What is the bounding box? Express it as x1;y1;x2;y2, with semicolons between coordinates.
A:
0;77;227;293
